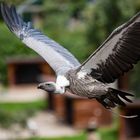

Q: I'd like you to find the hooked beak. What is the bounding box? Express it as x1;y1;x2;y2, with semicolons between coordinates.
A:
37;83;44;89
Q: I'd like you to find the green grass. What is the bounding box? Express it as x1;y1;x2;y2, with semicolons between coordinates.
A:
0;100;46;128
24;132;87;140
0;100;46;112
98;126;118;140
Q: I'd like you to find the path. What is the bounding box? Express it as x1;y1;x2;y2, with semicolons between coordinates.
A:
0;85;79;139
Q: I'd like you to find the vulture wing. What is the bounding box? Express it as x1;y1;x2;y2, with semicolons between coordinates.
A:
1;3;80;75
78;12;140;83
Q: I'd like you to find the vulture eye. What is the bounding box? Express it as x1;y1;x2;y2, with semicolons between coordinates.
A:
46;83;53;87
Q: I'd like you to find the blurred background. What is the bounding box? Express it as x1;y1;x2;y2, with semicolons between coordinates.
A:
0;0;140;139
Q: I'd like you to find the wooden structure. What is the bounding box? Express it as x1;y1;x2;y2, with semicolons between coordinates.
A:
119;100;140;140
118;74;140;140
65;96;112;128
48;93;112;128
7;57;54;86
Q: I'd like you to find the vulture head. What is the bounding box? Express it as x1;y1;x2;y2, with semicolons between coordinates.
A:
37;82;65;94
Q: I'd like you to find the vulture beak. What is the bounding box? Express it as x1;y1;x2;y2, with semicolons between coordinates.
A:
37;83;44;89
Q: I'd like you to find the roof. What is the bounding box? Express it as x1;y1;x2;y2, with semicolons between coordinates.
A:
6;56;46;65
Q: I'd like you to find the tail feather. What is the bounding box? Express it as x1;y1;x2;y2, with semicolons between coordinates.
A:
96;88;134;109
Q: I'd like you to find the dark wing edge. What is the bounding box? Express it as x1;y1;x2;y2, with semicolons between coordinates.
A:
77;12;140;83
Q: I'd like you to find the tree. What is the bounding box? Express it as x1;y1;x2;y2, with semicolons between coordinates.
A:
87;0;136;49
0;0;25;5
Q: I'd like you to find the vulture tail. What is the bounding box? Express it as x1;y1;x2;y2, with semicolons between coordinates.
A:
95;88;138;118
96;88;134;109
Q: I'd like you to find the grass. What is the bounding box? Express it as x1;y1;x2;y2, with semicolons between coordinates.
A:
0;101;118;140
98;126;118;140
0;100;46;128
24;132;87;140
0;100;46;112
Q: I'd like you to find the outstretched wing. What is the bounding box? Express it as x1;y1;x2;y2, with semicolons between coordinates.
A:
1;3;80;75
78;12;140;83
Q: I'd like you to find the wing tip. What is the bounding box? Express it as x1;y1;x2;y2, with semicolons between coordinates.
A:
1;3;14;30
0;3;25;39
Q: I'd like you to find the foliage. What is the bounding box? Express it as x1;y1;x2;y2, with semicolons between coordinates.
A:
0;100;46;128
42;0;89;62
0;0;25;5
86;0;136;50
0;23;37;84
43;26;88;62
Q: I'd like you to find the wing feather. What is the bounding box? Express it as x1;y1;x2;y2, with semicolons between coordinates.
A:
78;12;140;83
1;3;80;75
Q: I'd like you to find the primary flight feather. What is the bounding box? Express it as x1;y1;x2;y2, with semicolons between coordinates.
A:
1;3;140;110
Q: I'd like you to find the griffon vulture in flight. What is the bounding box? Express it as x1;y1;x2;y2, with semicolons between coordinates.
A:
1;3;140;111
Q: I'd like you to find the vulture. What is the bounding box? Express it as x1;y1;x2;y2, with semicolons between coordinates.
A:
1;3;140;111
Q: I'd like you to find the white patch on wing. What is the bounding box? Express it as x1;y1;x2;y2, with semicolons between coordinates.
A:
77;71;87;79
